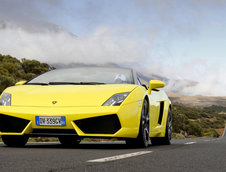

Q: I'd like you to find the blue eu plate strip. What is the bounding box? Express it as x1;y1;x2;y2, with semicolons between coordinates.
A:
36;116;40;125
61;116;66;126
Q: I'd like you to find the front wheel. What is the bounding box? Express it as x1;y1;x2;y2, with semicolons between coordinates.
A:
1;135;29;147
151;108;172;145
126;99;149;148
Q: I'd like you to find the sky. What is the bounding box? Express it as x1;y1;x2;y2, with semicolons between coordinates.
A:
0;0;226;96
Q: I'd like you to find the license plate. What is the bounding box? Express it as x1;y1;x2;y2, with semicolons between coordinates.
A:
36;116;66;126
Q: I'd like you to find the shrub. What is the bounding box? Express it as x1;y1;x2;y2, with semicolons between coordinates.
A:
22;59;50;75
172;105;226;138
185;121;203;137
0;54;53;94
0;74;15;93
203;128;220;137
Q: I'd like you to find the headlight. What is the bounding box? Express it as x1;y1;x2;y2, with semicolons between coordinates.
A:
0;93;11;106
102;92;130;106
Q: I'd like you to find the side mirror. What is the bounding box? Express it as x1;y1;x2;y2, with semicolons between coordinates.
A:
148;80;165;95
15;81;27;86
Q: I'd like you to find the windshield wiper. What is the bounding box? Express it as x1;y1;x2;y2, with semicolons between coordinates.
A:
26;83;49;85
48;82;80;85
48;82;106;85
79;82;106;85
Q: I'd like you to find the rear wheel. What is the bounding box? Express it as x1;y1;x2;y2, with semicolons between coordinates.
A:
126;99;149;148
1;135;29;147
58;136;81;147
151;109;172;145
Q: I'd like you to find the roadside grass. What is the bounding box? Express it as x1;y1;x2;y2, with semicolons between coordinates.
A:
28;137;118;143
172;133;185;139
28;137;58;142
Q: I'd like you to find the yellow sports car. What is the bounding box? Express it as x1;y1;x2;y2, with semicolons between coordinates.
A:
0;67;172;148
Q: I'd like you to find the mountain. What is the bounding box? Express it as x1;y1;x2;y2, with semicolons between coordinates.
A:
168;92;226;108
51;62;120;69
0;20;76;37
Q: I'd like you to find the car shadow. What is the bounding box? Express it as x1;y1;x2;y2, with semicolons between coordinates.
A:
0;141;158;150
0;141;179;150
26;142;151;150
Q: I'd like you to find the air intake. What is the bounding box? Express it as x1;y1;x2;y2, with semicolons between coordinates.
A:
0;114;30;133
74;114;121;134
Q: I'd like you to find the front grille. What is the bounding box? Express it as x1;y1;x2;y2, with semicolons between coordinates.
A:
27;129;77;137
32;129;76;134
0;114;30;133
74;114;121;134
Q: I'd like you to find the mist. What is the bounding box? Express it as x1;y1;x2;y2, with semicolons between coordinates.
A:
0;22;148;64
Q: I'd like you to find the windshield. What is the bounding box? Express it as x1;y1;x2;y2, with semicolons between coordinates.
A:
27;67;134;85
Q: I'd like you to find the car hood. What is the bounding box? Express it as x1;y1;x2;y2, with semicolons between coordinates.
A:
5;84;138;107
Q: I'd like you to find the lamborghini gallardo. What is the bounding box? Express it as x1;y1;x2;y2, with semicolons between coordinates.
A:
0;67;172;148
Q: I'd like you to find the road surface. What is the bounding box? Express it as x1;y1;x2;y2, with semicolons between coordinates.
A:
0;134;225;172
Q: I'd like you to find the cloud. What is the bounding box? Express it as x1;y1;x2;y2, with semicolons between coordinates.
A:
180;63;226;96
162;61;226;96
0;21;149;65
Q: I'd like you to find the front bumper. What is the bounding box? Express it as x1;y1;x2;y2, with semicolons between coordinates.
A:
0;102;142;138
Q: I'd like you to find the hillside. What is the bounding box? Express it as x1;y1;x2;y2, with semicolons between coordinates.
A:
169;93;226;138
0;54;54;94
172;105;226;138
168;92;226;108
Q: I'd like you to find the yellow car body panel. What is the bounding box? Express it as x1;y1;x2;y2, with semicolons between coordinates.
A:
6;84;137;107
0;85;171;138
0;105;140;138
148;90;171;137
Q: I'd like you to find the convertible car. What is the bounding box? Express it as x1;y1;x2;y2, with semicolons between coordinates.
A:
0;67;172;148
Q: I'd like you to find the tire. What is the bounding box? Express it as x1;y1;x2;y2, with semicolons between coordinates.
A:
126;99;149;148
1;135;29;147
151;108;172;145
58;136;81;147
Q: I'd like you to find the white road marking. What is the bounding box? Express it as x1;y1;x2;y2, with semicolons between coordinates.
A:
185;142;196;145
87;151;152;163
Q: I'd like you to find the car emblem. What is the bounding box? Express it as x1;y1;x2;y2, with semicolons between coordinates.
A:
52;101;57;104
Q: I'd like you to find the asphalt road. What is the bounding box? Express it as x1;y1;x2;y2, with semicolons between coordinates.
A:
0;133;225;172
